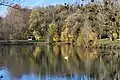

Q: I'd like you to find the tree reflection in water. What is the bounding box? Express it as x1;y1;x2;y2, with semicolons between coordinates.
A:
0;45;120;80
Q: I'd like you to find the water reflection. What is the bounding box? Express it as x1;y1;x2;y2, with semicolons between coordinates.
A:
0;45;119;80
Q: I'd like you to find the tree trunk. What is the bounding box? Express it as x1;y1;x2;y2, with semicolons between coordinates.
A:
47;34;53;44
116;30;119;39
108;33;113;41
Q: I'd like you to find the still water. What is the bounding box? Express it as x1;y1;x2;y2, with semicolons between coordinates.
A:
0;45;120;80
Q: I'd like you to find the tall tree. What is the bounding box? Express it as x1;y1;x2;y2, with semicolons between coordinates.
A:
5;4;31;39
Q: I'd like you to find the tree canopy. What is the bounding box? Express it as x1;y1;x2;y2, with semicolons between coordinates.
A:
0;0;120;46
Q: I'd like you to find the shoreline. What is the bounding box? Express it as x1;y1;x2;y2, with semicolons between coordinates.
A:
0;40;120;49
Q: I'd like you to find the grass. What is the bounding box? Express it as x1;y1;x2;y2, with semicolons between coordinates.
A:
35;39;47;42
98;38;120;48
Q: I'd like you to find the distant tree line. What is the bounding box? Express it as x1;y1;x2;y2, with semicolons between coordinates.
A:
0;0;120;46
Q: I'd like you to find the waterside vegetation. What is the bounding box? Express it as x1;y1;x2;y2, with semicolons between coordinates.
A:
0;0;120;47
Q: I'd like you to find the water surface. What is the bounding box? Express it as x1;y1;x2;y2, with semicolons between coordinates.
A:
0;45;120;80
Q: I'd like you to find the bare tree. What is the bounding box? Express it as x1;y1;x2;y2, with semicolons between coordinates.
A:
4;4;31;39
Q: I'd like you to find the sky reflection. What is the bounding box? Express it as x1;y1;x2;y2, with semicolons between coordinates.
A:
0;68;90;80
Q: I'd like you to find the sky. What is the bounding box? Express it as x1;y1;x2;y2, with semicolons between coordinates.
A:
0;0;76;16
0;0;99;16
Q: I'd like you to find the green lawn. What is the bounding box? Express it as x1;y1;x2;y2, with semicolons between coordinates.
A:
35;39;47;42
98;38;120;46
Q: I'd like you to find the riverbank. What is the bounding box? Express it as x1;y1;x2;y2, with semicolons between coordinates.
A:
98;39;120;49
0;40;38;45
0;39;120;49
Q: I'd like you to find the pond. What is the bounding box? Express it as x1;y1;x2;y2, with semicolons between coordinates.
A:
0;45;120;80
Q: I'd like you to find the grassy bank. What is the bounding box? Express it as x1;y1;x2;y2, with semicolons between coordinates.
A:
0;39;120;49
0;40;46;45
98;39;120;49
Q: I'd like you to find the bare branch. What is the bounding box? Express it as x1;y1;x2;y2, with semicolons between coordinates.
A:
0;0;22;11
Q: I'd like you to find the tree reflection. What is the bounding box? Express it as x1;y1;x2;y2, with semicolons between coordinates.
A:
0;45;120;80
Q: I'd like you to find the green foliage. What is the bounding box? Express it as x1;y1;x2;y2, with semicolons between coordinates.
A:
61;27;73;43
77;33;86;47
48;23;57;35
48;23;60;42
33;30;41;40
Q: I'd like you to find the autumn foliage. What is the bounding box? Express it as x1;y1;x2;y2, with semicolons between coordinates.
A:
0;0;120;47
